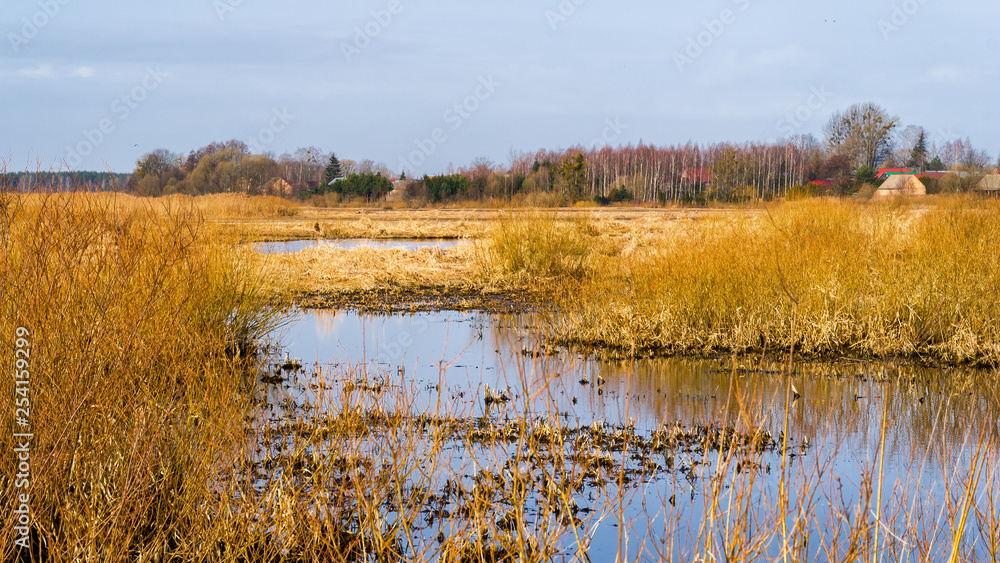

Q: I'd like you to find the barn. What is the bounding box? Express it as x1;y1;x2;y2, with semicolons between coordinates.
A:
875;174;926;198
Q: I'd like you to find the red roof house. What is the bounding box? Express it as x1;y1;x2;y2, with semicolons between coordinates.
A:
918;171;949;180
877;168;912;180
682;167;713;184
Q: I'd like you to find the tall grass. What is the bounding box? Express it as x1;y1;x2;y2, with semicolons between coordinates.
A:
475;211;596;289
482;197;1000;364
0;191;281;560
4;192;998;561
174;192;301;219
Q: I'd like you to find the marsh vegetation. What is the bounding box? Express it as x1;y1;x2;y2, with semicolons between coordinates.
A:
3;192;1000;561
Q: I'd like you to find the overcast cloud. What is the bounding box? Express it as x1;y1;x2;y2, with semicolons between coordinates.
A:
2;0;998;173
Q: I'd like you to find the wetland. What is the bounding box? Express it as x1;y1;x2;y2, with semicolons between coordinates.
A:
4;193;1000;562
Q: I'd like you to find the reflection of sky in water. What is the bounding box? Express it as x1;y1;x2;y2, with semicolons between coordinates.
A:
267;310;1000;560
254;238;465;254
275;310;997;462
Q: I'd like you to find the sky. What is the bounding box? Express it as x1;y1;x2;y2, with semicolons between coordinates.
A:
2;0;999;175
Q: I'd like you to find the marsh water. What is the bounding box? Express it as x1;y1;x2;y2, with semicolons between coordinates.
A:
254;238;465;254
259;308;1000;560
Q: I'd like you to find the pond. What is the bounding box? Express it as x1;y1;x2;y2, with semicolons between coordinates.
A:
254;309;1000;561
254;238;466;254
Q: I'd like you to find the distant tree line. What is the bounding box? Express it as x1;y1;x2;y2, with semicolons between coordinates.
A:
45;101;998;204
125;140;395;199
396;102;999;205
1;171;128;192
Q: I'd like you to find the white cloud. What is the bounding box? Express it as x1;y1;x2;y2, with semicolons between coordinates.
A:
71;66;96;78
17;64;56;79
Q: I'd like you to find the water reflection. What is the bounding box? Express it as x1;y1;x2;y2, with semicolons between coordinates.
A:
262;309;1000;560
254;238;465;254
274;309;999;471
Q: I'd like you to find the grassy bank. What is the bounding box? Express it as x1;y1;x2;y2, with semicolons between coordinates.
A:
259;198;1000;364
226;208;495;244
0;193;281;560
480;198;1000;365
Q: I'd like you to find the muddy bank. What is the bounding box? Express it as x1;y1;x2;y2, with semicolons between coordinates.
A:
292;287;544;315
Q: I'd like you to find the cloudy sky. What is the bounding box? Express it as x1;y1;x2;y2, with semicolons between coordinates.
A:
2;0;998;174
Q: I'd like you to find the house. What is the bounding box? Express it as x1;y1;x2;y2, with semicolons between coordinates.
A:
264;178;293;196
385;180;409;202
918;171;949;181
681;167;713;184
877;167;911;180
977;175;1000;193
875;174;926;197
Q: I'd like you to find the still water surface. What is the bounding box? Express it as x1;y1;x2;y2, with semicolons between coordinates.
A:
264;309;1000;560
254;238;465;254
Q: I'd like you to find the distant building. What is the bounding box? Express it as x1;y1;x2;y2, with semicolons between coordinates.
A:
875;174;926;197
385;180;409;202
877;167;911;180
681;167;713;184
917;171;950;181
264;178;293;196
977;175;1000;193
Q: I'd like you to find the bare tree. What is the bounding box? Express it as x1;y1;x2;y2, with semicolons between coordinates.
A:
824;103;899;170
962;147;993;169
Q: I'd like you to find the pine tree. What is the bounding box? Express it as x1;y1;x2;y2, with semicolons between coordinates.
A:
909;129;928;171
324;154;343;185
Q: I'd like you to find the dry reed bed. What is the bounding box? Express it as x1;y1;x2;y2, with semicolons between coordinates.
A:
2;193;999;560
477;199;1000;365
260;198;1000;364
0;192;281;561
227;210;495;243
260;244;478;296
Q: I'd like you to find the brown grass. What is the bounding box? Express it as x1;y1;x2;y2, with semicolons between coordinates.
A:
261;244;478;296
476;197;1000;365
0;192;281;560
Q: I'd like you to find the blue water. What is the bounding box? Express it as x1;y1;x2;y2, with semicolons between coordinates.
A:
260;309;1000;561
254;238;465;254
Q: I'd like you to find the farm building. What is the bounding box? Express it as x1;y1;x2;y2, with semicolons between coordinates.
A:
264;178;293;196
978;175;1000;193
877;167;911;180
875;174;926;197
681;167;713;184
